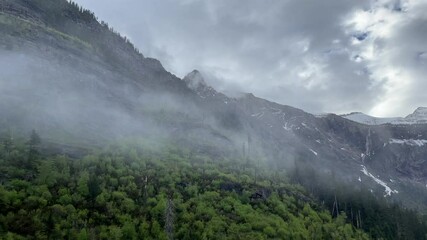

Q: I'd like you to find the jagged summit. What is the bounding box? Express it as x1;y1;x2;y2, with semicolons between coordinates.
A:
405;107;427;123
183;69;208;91
408;107;427;117
244;93;256;98
183;69;233;104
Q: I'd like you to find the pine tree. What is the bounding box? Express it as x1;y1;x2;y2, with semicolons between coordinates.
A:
26;129;42;175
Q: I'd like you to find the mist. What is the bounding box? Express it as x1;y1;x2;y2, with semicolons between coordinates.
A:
0;44;252;161
3;2;427;239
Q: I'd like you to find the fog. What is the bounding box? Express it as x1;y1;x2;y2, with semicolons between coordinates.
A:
0;45;255;162
0;0;375;177
0;49;175;139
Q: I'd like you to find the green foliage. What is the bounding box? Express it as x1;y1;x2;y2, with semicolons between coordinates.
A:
0;135;421;239
1;0;143;71
0;139;366;239
290;159;427;240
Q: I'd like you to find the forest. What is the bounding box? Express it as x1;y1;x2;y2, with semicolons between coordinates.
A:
0;131;426;239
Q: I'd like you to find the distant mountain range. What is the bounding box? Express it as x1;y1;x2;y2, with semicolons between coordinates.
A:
341;107;427;125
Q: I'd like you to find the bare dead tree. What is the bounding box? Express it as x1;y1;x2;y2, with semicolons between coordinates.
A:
165;197;175;240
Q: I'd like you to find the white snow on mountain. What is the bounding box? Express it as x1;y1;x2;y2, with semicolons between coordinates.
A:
389;139;427;147
361;165;398;197
341;112;402;125
405;107;427;124
341;107;427;125
309;148;318;156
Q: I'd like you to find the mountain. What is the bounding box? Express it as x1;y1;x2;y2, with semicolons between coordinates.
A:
184;70;427;209
342;107;427;125
0;0;427;212
1;1;427;238
405;107;427;124
341;112;403;125
2;0;427;209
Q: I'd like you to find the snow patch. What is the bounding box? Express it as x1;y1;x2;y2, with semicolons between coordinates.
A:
342;107;427;125
309;149;318;156
282;122;292;131
251;112;265;118
361;165;398;197
389;139;427;147
342;112;402;125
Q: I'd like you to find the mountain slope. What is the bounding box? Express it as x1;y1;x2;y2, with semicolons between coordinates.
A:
184;71;427;211
0;137;379;239
1;0;427;233
2;0;427;212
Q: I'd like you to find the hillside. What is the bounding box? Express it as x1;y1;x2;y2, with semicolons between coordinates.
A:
1;0;427;239
3;135;427;239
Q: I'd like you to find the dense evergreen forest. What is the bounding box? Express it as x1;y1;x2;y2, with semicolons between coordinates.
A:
291;159;427;239
0;131;426;239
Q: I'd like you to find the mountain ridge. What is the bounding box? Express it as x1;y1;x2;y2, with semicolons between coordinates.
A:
341;108;427;125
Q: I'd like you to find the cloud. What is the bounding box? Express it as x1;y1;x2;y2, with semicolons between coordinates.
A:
344;0;427;116
72;0;427;117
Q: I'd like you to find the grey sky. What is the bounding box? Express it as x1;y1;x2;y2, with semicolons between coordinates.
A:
72;0;427;117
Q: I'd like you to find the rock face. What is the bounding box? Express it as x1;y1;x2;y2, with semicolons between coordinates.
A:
406;107;427;124
184;71;427;209
184;70;208;91
2;0;427;211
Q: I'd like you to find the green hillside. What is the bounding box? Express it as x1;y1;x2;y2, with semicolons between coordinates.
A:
0;133;368;239
0;133;426;239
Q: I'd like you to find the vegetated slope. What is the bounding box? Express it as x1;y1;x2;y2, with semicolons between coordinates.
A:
3;0;427;206
3;134;427;240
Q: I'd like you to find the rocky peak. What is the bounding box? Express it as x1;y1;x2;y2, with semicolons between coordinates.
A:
183;70;208;91
410;107;427;115
405;107;427;123
183;70;233;104
244;93;256;98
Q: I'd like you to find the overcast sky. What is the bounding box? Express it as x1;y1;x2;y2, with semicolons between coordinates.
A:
72;0;427;117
